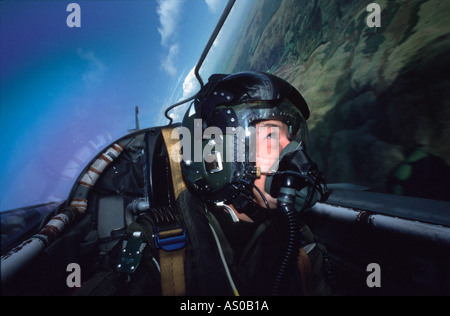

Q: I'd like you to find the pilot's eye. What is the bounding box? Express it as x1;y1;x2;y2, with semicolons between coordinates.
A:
267;132;279;140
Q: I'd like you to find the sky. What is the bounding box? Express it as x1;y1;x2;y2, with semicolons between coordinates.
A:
0;0;230;211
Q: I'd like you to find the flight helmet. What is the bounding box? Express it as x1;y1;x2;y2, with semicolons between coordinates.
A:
179;71;310;207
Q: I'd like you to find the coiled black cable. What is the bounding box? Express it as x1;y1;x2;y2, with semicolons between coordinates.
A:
271;176;302;296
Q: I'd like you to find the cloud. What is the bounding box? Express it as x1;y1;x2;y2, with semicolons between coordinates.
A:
181;66;200;99
156;0;183;47
156;0;184;76
155;66;200;126
169;66;199;122
161;44;179;77
205;0;222;12
77;48;106;84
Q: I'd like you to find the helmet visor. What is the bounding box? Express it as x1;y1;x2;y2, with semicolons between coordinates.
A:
212;99;308;168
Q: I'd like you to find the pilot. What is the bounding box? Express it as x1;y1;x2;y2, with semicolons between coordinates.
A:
176;71;333;296
76;71;334;296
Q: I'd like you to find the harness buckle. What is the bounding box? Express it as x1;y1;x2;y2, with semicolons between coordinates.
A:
154;224;186;251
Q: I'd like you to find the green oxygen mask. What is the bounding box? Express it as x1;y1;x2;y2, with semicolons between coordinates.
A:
264;141;330;212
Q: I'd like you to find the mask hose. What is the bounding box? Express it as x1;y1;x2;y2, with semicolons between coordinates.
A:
269;146;330;295
272;174;301;295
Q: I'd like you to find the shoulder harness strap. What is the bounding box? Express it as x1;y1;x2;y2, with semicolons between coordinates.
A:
159;126;187;296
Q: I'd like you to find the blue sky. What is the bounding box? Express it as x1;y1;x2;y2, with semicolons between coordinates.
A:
0;0;229;210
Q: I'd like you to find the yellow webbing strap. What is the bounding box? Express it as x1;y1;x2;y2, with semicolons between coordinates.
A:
160;126;187;296
159;247;186;296
161;126;186;199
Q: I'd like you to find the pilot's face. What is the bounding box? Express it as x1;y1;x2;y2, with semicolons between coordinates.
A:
253;120;291;209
